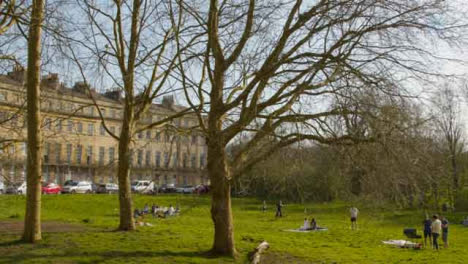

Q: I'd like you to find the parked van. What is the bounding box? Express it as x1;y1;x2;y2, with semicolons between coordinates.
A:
131;181;154;194
17;182;27;194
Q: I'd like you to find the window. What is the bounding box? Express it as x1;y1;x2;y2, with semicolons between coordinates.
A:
146;130;151;139
200;153;206;168
129;150;134;166
155;151;161;167
165;132;171;142
101;108;106;117
44;143;50;163
45;118;51;130
55;143;61;163
155;131;161;142
100;124;105;136
86;146;93;165
67;121;73;132
89;107;94;116
164;152;169;168
111;109;116;118
137;150;143;166
99;146;105;165
0;92;7;101
110;126;115;134
56;120;62;132
184;119;189;127
138;132;143;139
66;144;72;164
191;135;197;144
109;147;115;164
145;150;151;166
76;145;82;164
183;153;188;168
21;142;26;157
88;123;94;136
173;153;178;168
191;154;196;168
77;122;83;133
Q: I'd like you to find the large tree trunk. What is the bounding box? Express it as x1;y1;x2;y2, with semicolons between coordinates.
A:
117;102;135;231
22;0;45;243
208;138;236;256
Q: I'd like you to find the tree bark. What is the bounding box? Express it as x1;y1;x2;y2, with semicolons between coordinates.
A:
208;131;236;256
117;101;135;231
22;0;44;243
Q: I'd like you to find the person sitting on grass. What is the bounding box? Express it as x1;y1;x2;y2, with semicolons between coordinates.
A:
423;216;432;248
300;218;310;230
165;205;175;217
142;204;149;214
310;218;317;230
134;209;143;223
462;216;468;226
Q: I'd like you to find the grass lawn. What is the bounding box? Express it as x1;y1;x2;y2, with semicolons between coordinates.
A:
0;194;467;263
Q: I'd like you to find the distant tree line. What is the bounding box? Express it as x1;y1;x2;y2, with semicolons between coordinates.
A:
233;90;468;210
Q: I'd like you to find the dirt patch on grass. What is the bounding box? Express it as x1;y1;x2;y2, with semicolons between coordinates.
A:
0;221;88;234
261;251;316;264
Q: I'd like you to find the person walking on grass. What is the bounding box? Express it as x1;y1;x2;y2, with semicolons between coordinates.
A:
350;206;359;230
441;216;449;248
423;216;432;248
431;214;442;250
275;200;283;217
262;200;267;213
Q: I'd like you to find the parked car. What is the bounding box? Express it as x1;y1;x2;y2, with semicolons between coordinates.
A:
194;184;210;194
159;183;176;193
17;182;27;194
0;181;4;194
5;183;20;194
175;185;185;193
91;183;98;193
42;182;62;194
96;183;119;194
182;185;195;194
63;180;78;187
61;181;93;194
131;180;154;194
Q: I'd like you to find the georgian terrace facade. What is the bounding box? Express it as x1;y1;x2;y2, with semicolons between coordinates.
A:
0;67;207;186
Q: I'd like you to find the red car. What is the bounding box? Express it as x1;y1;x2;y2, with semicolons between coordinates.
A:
42;182;62;194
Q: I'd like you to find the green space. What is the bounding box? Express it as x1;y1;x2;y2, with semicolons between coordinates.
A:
0;194;467;263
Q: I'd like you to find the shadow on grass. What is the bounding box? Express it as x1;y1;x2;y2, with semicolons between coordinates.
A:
0;245;223;263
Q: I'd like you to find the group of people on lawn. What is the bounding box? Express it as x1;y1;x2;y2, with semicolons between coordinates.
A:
423;214;449;250
134;203;179;220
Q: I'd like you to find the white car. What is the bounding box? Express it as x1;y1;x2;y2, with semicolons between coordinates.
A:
131;180;154;194
0;181;4;194
182;185;195;194
17;182;27;195
62;181;93;194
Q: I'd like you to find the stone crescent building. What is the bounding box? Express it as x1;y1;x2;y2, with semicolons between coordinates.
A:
0;67;207;186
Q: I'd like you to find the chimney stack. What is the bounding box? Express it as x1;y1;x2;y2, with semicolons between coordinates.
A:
7;65;25;83
162;95;174;109
41;73;60;90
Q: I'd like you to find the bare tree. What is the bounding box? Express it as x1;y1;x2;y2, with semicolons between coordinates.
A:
57;0;197;231
22;0;44;243
177;0;464;256
434;84;464;208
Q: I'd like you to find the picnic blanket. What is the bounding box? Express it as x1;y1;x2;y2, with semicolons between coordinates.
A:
382;240;421;249
284;228;328;233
